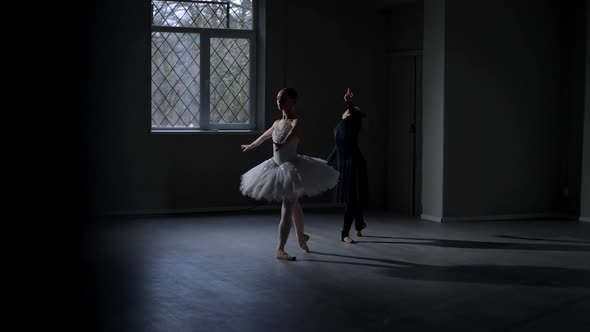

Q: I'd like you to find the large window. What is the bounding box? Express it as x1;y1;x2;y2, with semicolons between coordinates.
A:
151;0;256;130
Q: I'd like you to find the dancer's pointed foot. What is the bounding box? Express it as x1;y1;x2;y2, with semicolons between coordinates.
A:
276;250;296;261
299;234;310;252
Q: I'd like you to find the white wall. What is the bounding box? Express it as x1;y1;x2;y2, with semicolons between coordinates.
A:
581;0;590;221
421;0;445;221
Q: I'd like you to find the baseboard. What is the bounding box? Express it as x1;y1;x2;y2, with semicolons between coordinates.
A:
421;214;442;222
579;216;590;222
104;203;344;217
441;213;578;222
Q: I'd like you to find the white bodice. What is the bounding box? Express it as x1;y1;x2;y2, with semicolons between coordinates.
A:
272;122;299;165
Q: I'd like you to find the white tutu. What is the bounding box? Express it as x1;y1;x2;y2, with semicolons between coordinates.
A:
240;155;339;201
240;121;339;201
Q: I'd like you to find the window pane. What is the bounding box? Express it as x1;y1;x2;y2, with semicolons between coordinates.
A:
229;0;253;30
151;32;201;128
152;0;253;30
210;38;250;125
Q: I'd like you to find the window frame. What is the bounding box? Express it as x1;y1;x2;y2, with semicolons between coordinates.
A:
150;0;258;132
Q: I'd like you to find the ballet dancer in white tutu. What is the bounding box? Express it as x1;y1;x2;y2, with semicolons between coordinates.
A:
240;88;339;261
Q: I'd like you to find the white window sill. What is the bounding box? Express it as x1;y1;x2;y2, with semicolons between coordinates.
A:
150;129;264;135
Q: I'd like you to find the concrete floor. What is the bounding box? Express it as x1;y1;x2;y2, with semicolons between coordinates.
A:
81;210;590;331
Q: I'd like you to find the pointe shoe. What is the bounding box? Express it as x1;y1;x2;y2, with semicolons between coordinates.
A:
276;250;296;261
299;234;310;252
341;236;356;244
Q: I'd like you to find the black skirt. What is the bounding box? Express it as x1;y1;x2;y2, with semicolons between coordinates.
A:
334;150;368;207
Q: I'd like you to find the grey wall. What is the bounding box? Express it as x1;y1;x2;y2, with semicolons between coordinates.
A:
281;2;389;210
81;0;587;219
582;0;590;220
442;0;585;219
389;2;424;52
421;0;445;220
387;2;424;215
82;0;389;215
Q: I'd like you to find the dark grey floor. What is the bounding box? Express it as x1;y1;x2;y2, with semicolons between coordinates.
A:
81;210;590;332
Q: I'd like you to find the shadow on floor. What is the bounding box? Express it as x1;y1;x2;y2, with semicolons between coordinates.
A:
356;235;590;252
494;234;590;244
302;251;590;288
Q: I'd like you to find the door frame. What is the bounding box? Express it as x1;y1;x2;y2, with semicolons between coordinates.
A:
388;50;422;217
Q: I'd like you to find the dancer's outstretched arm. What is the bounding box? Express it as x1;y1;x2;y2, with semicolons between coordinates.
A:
241;121;277;152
